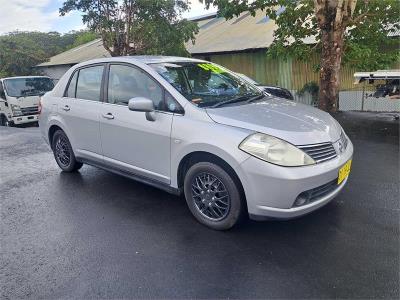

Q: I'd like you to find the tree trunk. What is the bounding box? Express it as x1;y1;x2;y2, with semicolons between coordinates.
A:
318;26;344;112
315;0;357;112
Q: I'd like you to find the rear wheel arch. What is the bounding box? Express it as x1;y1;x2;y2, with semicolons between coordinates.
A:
48;125;63;150
177;151;247;203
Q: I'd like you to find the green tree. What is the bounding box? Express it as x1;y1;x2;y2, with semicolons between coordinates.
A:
204;0;400;112
60;0;198;57
0;30;98;77
68;31;99;49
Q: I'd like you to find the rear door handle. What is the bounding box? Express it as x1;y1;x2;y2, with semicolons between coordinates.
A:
102;113;114;120
62;105;70;111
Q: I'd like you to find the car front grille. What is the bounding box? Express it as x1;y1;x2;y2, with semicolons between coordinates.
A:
298;142;337;163
293;178;340;207
20;106;39;116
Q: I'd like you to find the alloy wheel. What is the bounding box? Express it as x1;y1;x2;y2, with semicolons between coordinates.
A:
55;136;71;167
191;172;230;221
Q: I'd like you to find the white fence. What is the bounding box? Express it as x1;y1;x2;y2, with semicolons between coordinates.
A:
291;90;400;112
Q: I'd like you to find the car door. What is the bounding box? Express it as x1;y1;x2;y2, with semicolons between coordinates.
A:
59;64;104;162
99;63;173;184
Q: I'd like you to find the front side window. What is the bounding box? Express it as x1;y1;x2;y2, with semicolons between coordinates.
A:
165;91;184;114
149;62;262;108
75;65;103;101
4;77;54;98
108;64;164;110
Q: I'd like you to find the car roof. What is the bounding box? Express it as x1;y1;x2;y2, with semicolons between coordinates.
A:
127;55;206;64
76;55;207;66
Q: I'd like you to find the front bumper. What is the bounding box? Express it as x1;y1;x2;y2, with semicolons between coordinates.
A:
12;114;39;124
238;139;353;219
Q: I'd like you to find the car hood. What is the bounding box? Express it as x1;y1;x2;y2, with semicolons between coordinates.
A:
206;97;341;145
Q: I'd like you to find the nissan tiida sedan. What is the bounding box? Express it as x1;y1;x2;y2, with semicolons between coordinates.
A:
39;56;353;230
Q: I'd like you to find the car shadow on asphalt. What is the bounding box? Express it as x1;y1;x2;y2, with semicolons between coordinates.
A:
56;166;344;239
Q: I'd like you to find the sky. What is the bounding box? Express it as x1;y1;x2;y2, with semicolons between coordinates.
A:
0;0;217;34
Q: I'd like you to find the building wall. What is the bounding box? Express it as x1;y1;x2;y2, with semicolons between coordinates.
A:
194;51;400;112
196;50;361;90
37;65;73;82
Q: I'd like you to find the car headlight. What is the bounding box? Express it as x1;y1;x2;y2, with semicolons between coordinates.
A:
239;133;316;166
10;104;23;116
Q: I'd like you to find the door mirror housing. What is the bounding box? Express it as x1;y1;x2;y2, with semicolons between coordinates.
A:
128;97;156;121
128;97;154;112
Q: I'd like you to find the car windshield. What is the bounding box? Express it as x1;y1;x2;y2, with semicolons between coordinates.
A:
237;73;259;85
4;77;54;97
149;62;262;108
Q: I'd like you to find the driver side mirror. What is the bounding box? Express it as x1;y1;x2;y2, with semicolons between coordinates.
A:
128;97;156;121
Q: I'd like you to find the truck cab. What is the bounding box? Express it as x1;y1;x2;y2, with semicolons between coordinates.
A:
0;76;54;126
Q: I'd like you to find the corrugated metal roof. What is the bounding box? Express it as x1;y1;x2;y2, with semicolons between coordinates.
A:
37;10;283;67
37;39;110;67
36;11;399;67
186;10;279;54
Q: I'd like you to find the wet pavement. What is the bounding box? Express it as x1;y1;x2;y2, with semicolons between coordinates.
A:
0;111;399;299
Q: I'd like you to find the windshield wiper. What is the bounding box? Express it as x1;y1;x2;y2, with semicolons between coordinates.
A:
211;94;260;108
245;94;265;103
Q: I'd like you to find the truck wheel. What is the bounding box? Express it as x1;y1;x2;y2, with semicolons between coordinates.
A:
184;162;245;230
52;130;83;172
0;115;12;127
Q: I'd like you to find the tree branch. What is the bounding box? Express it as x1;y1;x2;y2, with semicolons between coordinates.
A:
349;12;377;25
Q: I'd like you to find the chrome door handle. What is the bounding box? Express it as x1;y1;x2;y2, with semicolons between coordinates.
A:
62;105;70;111
102;113;114;120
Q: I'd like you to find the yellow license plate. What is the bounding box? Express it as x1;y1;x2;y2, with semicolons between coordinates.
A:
338;159;352;184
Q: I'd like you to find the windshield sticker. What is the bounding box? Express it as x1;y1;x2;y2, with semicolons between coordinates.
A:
198;63;224;74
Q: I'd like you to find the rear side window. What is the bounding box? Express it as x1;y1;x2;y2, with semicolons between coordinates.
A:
75;65;103;101
66;71;78;98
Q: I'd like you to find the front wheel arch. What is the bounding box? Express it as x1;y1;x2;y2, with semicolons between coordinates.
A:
177;151;247;207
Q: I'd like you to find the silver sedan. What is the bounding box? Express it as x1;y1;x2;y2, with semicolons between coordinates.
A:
39;56;353;230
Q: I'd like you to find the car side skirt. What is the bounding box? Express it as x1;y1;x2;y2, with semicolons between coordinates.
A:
78;157;182;196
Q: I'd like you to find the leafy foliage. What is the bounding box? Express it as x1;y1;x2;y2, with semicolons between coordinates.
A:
60;0;198;57
67;31;98;50
0;31;98;77
204;0;399;112
297;81;319;105
204;0;400;71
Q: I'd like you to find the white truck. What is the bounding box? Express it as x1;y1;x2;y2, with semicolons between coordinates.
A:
0;76;54;126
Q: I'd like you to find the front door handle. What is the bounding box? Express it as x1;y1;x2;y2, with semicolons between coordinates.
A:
62;105;70;111
102;113;114;120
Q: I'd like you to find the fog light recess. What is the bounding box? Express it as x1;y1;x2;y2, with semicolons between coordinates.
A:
294;193;310;207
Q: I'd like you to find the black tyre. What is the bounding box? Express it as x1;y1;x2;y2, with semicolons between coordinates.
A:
184;162;245;230
0;115;13;127
52;130;83;172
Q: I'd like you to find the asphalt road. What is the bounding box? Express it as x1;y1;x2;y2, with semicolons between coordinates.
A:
1;112;399;299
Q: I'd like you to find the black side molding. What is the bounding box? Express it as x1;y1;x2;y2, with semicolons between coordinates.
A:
78;158;182;196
